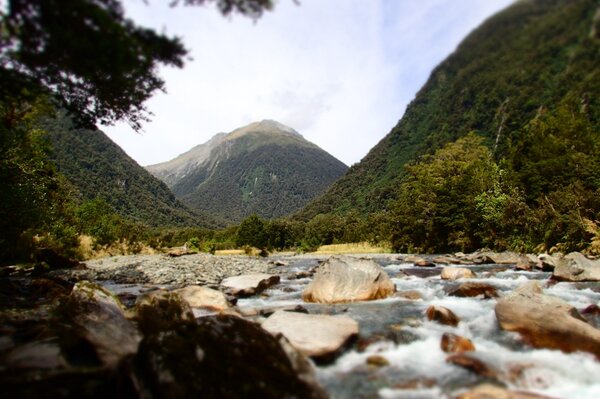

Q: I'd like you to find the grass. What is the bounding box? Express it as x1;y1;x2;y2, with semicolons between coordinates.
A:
314;242;392;254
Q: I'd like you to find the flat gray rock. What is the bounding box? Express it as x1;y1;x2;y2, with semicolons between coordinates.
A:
262;310;359;360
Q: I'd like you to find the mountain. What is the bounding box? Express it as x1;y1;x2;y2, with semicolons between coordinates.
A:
44;114;220;228
146;120;348;224
296;0;600;220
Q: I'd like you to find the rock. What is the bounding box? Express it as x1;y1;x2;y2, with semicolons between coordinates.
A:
302;256;395;303
552;252;600;282
288;270;313;280
441;267;476;280
261;310;359;362
58;281;141;366
432;256;461;265
394;290;423;300
271;260;289;267
167;248;196;257
131;314;328;398
175;285;230;311
487;251;524;265
221;273;280;297
495;281;600;359
457;383;558;399
441;333;475;353
537;253;559;271
414;258;435;267
515;254;539;271
366;355;390;367
1;340;67;370
426;306;460;327
448;282;499;299
446;353;496;378
135;291;196;335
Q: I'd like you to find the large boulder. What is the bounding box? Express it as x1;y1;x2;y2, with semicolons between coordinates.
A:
495;281;600;358
175;285;230;311
132;314;328;398
441;267;476;280
261;310;359;362
58;281;141;366
221;273;280;297
302;256;395;303
552;252;600;282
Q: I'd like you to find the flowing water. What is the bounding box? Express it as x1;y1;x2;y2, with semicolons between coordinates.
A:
105;255;600;399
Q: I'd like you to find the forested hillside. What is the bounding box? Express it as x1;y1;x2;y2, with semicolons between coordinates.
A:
44;114;221;228
297;0;599;219
148;120;348;224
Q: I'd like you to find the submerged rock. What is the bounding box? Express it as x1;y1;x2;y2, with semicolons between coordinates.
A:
175;285;230;311
441;267;476;280
495;281;600;359
552;252;600;282
441;333;475;353
448;282;499;299
302;256;395;303
221;273;280;297
261;310;359;363
426;306;460;327
132;314;328;398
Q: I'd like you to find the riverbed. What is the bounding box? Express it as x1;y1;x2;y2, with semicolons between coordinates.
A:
101;253;600;399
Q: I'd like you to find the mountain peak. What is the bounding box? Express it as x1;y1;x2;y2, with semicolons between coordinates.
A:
227;119;302;140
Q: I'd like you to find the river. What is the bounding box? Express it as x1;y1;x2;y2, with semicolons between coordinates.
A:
105;254;600;399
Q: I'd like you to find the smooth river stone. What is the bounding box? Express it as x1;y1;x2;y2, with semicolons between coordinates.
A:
302;256;395;303
175;285;230;311
262;310;359;362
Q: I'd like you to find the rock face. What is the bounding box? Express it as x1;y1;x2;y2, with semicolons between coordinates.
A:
441;267;476;280
261;310;359;362
495;281;600;358
175;285;230;311
221;273;280;297
302;256;395;304
552;252;600;282
132;313;328;398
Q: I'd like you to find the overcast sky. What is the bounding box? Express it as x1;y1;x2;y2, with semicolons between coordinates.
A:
104;0;514;167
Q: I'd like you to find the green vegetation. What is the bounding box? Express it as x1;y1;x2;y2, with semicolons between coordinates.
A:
295;0;600;254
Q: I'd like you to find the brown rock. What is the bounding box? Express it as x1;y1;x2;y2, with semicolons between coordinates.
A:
414;258;435;267
426;306;460;327
441;267;476;280
302;256;395;304
175;285;230;311
495;281;600;359
433;256;461;265
395;290;423;300
366;355;390;367
446;353;496;378
448;282;499;299
440;332;475;353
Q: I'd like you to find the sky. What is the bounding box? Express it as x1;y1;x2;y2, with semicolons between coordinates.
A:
104;0;515;167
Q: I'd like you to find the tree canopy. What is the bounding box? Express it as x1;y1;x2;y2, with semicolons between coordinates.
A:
0;0;273;130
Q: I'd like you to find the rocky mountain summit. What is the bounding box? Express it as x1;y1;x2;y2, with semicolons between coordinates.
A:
146;120;348;223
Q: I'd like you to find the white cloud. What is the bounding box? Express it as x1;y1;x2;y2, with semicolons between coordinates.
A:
104;0;514;166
